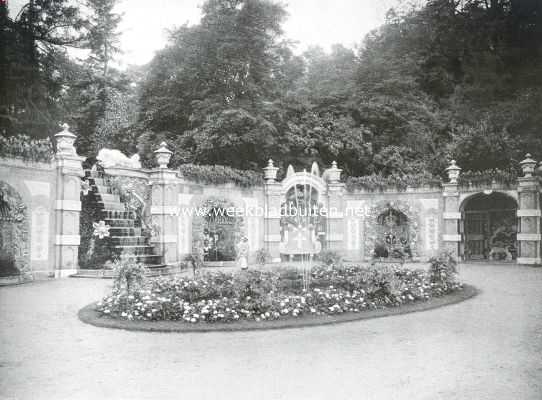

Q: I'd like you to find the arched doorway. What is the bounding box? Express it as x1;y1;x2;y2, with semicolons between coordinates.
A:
279;183;326;261
192;197;244;262
0;181;29;277
461;192;518;261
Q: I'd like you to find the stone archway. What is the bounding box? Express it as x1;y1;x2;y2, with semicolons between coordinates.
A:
365;200;420;259
460;192;518;261
0;181;30;277
191;197;244;262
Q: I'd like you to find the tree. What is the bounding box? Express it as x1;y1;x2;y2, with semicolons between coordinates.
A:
138;0;293;169
0;0;84;139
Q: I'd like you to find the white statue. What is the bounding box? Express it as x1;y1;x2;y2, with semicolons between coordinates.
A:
96;149;142;169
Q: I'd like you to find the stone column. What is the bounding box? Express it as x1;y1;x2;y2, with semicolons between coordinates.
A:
517;154;541;265
262;160;282;262
54;124;85;277
442;160;462;259
149;142;179;265
326;161;345;252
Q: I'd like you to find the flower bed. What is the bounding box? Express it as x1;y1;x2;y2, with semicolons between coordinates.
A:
95;257;463;324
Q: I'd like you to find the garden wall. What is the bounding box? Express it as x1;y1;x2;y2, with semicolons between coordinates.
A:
0;157;56;278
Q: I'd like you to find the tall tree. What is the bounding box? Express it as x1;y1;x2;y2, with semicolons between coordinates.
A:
0;0;84;139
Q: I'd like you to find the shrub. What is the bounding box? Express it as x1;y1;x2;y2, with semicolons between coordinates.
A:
255;248;270;266
428;251;458;291
0;135;54;163
345;172;442;192
316;250;343;267
178;164;263;187
113;258;147;294
0;253;19;277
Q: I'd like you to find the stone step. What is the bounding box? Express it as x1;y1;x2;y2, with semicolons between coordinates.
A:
71;265;183;279
113;245;157;255
109;227;142;236
121;254;163;263
93;184;113;194
98;201;126;211
99;193;121;203
101;210;136;220
105;218;136;228
110;236;148;245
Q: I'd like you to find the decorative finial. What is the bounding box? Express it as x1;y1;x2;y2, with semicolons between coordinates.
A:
445;159;461;183
54;123;77;156
154;141;173;169
263;158;279;182
327;161;342;183
519;153;537;177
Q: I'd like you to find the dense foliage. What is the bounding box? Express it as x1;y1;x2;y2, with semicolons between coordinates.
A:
95;260;462;323
2;0;541;176
0;134;53;162
178;163;263;187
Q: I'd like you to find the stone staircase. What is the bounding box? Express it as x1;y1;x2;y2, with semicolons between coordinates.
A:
72;169;181;278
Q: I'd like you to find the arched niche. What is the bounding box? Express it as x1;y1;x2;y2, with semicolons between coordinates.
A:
191;197;245;262
0;181;30;277
365;200;420;259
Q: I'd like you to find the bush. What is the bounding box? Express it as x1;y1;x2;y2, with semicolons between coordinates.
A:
429;252;458;292
178;164;263;187
0;253;19;277
113;258;147;294
316;250;343;267
255;248;270;266
0;135;54;163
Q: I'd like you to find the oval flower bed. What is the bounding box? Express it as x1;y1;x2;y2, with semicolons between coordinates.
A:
83;254;470;331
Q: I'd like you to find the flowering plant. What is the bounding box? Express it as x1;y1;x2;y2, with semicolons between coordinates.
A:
92;221;111;239
96;261;462;323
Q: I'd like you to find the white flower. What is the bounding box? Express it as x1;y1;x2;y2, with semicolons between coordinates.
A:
81;180;91;196
92;221;111;239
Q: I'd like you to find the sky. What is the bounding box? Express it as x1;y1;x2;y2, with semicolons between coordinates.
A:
9;0;404;67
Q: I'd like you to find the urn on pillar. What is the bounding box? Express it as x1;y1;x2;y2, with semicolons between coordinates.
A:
263;159;279;182
154;142;173;169
54;123;77;156
445;160;461;184
519;153;537;177
327;161;342;183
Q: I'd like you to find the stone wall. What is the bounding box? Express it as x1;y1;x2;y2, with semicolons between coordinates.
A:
0;157;56;278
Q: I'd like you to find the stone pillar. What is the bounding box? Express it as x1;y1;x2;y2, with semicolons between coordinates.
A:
149;142;179;265
54;124;85;277
442;160;462;259
262;160;282;262
326;161;345;252
517;154;541;265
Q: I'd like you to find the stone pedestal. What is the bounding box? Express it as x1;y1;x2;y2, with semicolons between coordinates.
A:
516;177;541;264
326;182;345;252
442;183;461;259
263;182;282;262
53;155;85;277
53;125;85;277
149;168;179;265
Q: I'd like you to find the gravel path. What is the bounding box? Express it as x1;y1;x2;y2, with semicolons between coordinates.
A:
1;264;541;400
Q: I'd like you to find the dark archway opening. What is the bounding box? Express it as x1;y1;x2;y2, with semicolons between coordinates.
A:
462;192;518;261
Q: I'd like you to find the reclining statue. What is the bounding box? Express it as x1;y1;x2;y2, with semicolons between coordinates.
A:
96;149;142;169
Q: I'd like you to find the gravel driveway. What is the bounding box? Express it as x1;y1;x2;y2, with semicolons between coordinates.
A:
1;263;541;400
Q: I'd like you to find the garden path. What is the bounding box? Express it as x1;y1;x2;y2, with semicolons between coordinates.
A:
1;263;541;400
